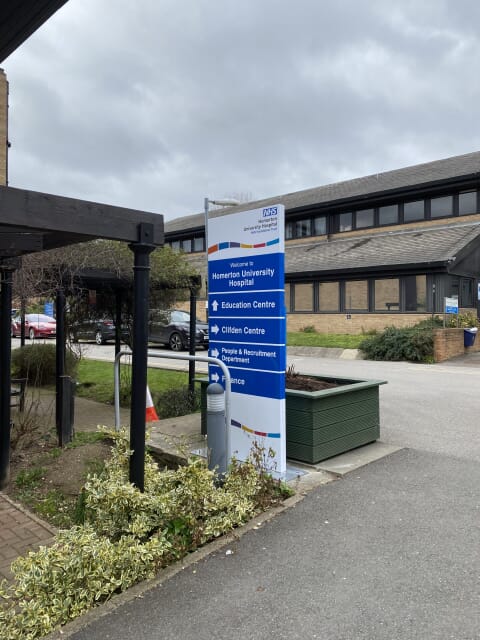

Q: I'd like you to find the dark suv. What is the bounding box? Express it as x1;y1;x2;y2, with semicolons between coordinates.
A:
69;318;117;345
148;310;209;351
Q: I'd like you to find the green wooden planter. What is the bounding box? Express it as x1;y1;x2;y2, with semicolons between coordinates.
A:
196;375;386;464
286;375;386;464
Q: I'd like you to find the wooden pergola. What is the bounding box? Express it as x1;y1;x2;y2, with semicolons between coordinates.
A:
0;1;164;491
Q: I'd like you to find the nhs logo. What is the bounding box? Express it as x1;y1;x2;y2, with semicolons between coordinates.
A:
262;206;278;217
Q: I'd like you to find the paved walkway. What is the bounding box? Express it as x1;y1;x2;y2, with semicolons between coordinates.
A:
0;492;56;582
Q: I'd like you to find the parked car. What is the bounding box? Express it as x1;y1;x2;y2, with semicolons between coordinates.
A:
148;309;209;351
69;318;119;345
11;314;56;339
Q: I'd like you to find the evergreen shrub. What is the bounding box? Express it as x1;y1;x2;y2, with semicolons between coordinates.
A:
359;320;438;362
0;429;291;639
11;344;79;385
152;386;200;419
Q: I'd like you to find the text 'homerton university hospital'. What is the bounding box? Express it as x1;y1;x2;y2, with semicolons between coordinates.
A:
211;267;276;289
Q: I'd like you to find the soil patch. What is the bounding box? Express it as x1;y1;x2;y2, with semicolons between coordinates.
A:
6;430;112;529
286;374;340;392
40;442;112;496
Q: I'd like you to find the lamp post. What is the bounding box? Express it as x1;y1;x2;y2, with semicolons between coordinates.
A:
204;197;240;254
204;198;240;317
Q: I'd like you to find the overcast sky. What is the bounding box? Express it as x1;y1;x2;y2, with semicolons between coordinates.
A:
3;0;480;221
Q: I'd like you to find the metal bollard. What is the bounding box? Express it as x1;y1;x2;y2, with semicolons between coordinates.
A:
206;383;227;477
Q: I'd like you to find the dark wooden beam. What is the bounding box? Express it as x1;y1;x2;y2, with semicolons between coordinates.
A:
0;233;43;254
0;185;164;246
0;0;69;62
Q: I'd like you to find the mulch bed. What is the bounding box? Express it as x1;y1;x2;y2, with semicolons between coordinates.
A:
286;375;339;392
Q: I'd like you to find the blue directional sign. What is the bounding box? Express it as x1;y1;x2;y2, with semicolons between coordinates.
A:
209;317;286;345
208;290;285;318
208;204;286;471
209;343;286;372
208;365;285;399
209;253;284;294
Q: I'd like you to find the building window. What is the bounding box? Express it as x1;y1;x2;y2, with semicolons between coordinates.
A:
193;236;205;252
378;204;398;226
356;208;374;228
430;195;453;218
284;283;291;312
293;283;314;311
314;215;327;236
404;200;425;222
182;238;192;253
374;278;400;311
404;275;427;311
285;222;294;240
318;282;339;311
171;240;180;252
345;280;368;311
338;212;353;232
460;278;474;307
459;191;477;216
295;219;312;238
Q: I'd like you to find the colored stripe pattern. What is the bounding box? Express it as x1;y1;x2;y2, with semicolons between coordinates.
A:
208;237;279;255
231;418;280;438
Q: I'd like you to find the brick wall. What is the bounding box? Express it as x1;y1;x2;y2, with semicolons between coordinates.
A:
287;313;432;334
188;302;478;336
0;69;8;185
433;328;480;362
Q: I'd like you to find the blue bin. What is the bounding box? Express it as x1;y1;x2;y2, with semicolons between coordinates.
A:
464;328;478;347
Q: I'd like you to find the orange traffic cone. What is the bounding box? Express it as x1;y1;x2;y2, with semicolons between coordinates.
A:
146;386;159;422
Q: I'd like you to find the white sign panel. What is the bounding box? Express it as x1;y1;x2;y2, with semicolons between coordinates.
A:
445;296;458;314
208;204;286;472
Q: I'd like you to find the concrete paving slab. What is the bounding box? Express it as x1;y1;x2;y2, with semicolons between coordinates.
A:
312;441;403;476
339;347;360;359
146;414;206;466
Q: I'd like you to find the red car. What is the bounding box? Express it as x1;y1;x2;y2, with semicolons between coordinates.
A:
11;314;56;340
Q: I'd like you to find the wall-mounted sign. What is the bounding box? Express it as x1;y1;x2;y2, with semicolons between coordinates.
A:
208;204;286;472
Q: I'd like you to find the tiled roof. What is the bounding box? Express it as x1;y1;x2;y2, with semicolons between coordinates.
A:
165;150;480;234
286;222;480;275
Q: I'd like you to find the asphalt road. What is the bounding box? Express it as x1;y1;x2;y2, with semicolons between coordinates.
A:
287;352;480;462
17;338;478;461
43;345;480;640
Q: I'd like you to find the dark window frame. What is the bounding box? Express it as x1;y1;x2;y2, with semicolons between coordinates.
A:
288;274;437;314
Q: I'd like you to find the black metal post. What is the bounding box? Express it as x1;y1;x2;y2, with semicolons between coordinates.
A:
129;224;155;492
55;288;69;445
0;267;13;489
20;297;26;346
188;288;197;396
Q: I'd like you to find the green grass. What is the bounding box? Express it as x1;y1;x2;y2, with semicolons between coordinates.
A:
15;467;46;490
66;431;107;447
76;359;190;405
75;339;363;406
287;332;366;349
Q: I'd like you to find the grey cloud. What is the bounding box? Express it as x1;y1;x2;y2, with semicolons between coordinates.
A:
4;0;480;219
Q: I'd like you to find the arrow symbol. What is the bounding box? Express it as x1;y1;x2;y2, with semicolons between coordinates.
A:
211;372;220;383
212;300;218;311
211;348;219;358
211;324;219;335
